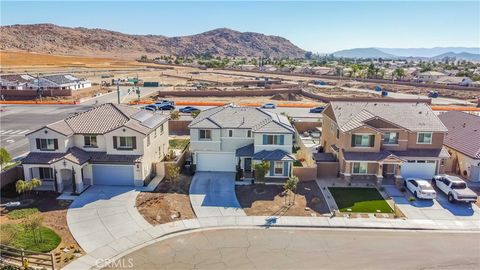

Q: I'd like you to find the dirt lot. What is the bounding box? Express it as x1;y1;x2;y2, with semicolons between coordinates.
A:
0;187;84;269
235;181;330;217
136;174;195;225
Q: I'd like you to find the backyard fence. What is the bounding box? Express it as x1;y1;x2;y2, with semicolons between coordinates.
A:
0;244;55;270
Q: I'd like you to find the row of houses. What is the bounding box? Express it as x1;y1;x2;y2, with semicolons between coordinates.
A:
0;74;92;91
21;101;479;194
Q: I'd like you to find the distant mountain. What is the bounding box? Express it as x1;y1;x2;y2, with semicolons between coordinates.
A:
431;52;480;61
0;24;305;58
332;47;480;60
379;47;480;58
332;48;397;59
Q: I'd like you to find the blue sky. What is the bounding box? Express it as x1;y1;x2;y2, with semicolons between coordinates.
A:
1;1;479;53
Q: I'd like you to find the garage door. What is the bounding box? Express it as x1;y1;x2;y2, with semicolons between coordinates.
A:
93;165;134;186
196;152;236;172
401;161;437;179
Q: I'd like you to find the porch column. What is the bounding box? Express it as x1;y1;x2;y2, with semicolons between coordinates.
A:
344;162;351;184
394;164;403;186
73;166;84;194
54;168;64;193
376;163;383;186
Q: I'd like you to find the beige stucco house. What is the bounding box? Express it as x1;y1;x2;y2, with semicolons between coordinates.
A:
22;103;169;193
319;101;449;184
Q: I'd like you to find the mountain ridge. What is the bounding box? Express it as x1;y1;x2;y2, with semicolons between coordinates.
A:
0;24;305;58
332;47;480;60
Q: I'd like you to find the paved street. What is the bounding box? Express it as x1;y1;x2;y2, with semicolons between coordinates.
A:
105;228;480;270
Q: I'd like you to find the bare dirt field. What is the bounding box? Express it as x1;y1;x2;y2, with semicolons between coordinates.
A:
235;181;330;217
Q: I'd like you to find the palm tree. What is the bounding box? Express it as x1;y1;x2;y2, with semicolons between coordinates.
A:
283;176;299;205
15;180;28;198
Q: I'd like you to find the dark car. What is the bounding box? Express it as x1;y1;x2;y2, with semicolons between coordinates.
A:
155;103;175;110
309;106;325;113
142;105;157;112
179;106;200;113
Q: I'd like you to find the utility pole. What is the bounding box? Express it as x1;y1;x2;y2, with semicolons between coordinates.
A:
116;79;120;104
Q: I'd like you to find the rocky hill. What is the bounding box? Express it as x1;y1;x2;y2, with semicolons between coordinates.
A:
0;24;305;58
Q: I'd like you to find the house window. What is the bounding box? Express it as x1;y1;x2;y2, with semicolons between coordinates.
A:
37;138;56;151
154;128;157;138
352;162;368;174
84;135;97;147
199;129;212;140
119;136;133;149
351;134;374;147
147;134;151;146
417;132;432;144
382;132;398;144
247;130;252;138
39;167;53;179
160;124;164;134
274;161;284;175
228;130;233;137
264;135;283;145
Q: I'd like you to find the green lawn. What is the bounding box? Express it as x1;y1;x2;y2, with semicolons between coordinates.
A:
169;139;190;150
0;223;61;252
328;187;393;213
7;208;39;220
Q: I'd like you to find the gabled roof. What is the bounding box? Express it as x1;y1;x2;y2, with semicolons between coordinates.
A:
327;102;447;133
439;111;480;159
189;105;294;133
253;149;295;161
28;103;168;136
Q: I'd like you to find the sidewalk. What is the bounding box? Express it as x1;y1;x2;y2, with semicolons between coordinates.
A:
64;215;480;270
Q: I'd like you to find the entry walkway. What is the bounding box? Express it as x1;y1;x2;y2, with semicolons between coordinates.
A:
189;172;246;217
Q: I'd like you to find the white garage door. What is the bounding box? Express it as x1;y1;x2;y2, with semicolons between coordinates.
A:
93;165;135;186
196;152;236;172
401;161;437;179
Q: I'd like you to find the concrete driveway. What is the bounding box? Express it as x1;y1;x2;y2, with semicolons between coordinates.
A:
189;172;246;217
66;186;152;253
384;185;480;220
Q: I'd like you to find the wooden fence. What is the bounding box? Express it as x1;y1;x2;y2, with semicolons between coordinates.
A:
0;244;55;270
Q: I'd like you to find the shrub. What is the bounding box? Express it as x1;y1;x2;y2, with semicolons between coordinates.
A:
8;208;40;220
170;111;180;120
165;164;180;183
408;196;416;202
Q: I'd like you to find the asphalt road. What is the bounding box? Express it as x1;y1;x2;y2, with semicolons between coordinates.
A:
104;228;480;270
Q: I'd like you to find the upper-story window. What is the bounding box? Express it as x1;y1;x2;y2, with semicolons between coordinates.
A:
382;132;399;145
417;132;432;144
228;130;233;137
154;128;157;138
113;136;136;150
247;130;252;138
263;135;284;145
199;129;212;140
147;134;151;146
36;138;58;151
160;124;164;134
351;134;375;147
84;135;98;148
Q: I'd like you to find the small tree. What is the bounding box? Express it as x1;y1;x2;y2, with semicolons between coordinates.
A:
165;164;180;184
254;161;270;182
170;111;180;120
0;147;12;170
15;178;42;198
191;110;200;118
283;176;299;205
22;213;44;244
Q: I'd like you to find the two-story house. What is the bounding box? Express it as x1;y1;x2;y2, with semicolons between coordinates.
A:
22;103;169;193
320;101;449;184
188;105;295;183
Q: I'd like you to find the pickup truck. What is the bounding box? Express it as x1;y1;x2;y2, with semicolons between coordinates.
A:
432;175;477;203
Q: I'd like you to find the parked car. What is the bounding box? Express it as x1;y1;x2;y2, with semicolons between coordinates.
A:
179;106;200;113
142;105;157;112
155;99;175;106
154;103;175;110
262;103;276;109
428;90;439;98
404;178;436;199
309;106;325;113
432;175;477;203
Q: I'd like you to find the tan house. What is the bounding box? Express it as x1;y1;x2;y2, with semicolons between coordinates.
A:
22;103;169;193
319;102;449;184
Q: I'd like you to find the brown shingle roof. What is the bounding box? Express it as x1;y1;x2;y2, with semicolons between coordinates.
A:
439;111;480;159
328;102;447;133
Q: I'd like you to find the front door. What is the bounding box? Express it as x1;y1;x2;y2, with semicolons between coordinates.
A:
244;158;252;172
